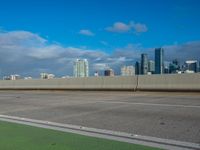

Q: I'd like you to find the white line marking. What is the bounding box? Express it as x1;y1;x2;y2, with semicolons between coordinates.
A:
97;101;200;108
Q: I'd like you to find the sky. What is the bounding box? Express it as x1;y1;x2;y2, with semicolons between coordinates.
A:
0;0;200;77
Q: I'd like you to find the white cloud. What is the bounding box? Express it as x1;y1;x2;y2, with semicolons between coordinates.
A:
0;31;46;45
28;45;63;59
106;21;148;34
106;22;131;33
130;22;148;33
0;29;199;77
79;29;95;36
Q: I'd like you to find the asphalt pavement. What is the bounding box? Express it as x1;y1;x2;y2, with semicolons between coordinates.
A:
0;90;199;144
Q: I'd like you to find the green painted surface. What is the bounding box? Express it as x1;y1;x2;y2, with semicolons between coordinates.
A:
0;121;161;150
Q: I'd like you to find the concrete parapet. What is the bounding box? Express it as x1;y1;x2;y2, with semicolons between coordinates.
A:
0;76;137;91
137;73;200;91
0;74;199;91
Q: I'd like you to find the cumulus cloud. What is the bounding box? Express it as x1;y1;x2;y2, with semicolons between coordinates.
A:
130;22;148;33
79;29;95;36
0;29;199;78
0;30;107;77
106;22;131;33
106;21;148;34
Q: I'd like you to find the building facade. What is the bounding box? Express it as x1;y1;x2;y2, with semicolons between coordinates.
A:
104;69;114;76
148;60;155;74
141;53;148;75
184;60;198;73
135;61;141;75
169;59;180;73
121;66;135;76
155;48;164;74
73;59;89;77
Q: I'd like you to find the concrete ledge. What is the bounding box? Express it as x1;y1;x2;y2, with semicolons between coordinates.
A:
0;74;199;91
137;73;200;91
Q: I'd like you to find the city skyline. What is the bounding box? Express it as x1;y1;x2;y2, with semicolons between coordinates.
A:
0;0;200;77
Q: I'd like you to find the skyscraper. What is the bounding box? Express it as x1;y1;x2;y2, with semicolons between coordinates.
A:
121;66;135;76
141;53;148;75
155;48;164;74
135;61;141;75
148;60;155;74
73;59;89;77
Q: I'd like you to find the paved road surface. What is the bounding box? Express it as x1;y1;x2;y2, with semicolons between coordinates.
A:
0;91;199;144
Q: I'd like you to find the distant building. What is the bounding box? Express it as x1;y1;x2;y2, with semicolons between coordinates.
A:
184;70;195;74
155;48;164;74
121;66;135;76
164;67;169;74
104;69;114;76
73;59;89;77
148;60;155;74
135;61;141;75
40;73;48;79
94;71;99;77
10;74;21;80
199;60;200;72
24;77;32;80
40;73;55;79
47;74;55;79
169;59;180;74
184;60;198;73
3;76;11;80
141;54;148;75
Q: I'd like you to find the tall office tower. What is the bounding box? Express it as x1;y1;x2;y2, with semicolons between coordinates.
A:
135;61;141;75
104;69;114;76
184;60;198;73
141;53;148;75
199;61;200;72
121;66;135;76
148;60;155;74
73;59;89;77
155;48;164;74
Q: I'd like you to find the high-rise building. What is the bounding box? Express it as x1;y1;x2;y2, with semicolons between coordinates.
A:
73;59;89;77
141;53;148;75
121;66;135;76
135;61;141;75
104;69;114;76
155;48;164;74
148;60;155;74
184;60;198;73
199;61;200;72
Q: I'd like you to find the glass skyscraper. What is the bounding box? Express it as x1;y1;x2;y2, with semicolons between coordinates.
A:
148;60;155;74
135;61;141;75
155;48;164;74
73;59;89;77
141;53;148;75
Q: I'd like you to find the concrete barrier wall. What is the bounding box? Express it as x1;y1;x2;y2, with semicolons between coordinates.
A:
137;73;200;91
0;76;138;90
0;74;199;91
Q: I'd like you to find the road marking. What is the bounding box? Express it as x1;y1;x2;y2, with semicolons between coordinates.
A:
97;101;200;108
0;115;199;150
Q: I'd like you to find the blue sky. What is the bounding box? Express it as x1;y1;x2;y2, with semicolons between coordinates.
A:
0;0;200;77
